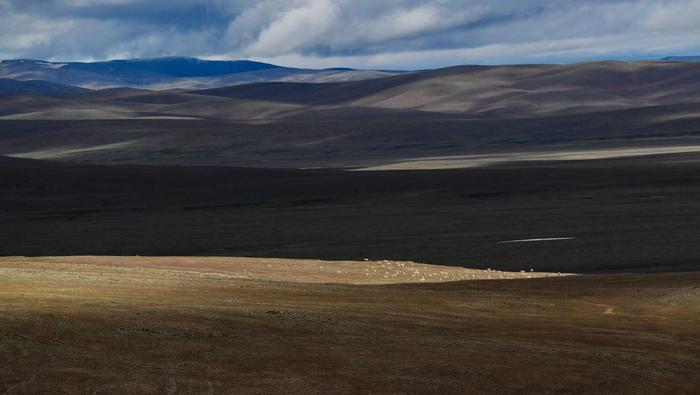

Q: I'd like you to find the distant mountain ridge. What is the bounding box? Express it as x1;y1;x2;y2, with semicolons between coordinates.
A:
0;57;398;90
661;56;700;62
191;61;700;116
4;60;700;169
54;57;282;77
5;60;700;116
0;78;89;96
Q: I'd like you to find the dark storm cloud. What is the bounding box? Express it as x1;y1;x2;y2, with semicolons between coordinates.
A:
7;0;235;28
1;0;699;68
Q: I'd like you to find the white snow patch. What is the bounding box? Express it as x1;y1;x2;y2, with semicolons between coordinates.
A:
498;237;575;244
7;141;137;160
34;61;67;69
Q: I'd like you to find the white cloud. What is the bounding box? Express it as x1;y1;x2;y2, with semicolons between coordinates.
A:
246;31;700;70
245;0;339;56
60;0;137;5
641;0;700;31
362;6;450;42
2;0;700;67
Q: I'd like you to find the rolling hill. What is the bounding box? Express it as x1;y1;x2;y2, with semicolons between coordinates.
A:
2;60;700;168
0;78;89;96
60;57;281;77
661;56;700;61
1;256;698;393
192;61;700;116
0;57;398;90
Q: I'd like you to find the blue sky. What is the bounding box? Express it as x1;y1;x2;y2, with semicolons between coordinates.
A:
1;0;699;69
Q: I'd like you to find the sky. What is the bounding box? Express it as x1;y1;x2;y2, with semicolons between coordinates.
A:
1;0;700;69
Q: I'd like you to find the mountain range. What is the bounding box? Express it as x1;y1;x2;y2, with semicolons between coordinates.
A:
1;56;700;169
0;59;698;169
0;57;398;90
661;56;700;62
0;78;89;96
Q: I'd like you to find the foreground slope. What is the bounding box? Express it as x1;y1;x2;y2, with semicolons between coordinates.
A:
0;256;697;394
0;256;565;285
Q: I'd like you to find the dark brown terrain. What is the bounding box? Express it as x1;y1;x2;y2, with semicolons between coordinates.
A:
1;153;700;273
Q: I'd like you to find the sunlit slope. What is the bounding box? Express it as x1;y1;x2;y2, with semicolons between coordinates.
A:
195;61;700;116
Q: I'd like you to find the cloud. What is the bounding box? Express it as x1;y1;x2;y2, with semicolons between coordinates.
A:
1;0;700;68
245;0;339;56
247;31;700;70
642;0;700;30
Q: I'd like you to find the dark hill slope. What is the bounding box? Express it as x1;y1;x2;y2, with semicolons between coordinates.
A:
61;57;282;78
662;56;700;61
0;58;398;90
0;79;89;96
192;61;700;116
189;69;439;105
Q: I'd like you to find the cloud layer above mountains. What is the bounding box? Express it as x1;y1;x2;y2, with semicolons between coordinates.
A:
1;0;700;68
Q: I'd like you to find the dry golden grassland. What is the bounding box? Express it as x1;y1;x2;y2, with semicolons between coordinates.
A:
0;256;698;394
